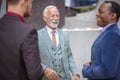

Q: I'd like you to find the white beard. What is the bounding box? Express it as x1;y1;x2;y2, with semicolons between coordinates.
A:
46;19;59;29
49;22;59;28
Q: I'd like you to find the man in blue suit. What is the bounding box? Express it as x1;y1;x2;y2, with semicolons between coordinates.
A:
37;5;80;80
82;1;120;80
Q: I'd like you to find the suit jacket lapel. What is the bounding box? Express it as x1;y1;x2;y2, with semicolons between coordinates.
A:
42;28;53;57
58;29;65;57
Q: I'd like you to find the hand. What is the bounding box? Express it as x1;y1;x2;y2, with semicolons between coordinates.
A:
83;61;92;67
44;68;59;80
73;75;80;80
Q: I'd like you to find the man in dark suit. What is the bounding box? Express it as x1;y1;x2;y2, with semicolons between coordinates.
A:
0;0;43;80
82;1;120;80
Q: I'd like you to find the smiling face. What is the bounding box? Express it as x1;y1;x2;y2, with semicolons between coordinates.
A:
96;3;114;27
43;7;60;29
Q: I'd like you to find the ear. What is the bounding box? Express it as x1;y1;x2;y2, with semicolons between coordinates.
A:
20;0;28;7
111;13;117;20
19;0;25;7
43;16;47;22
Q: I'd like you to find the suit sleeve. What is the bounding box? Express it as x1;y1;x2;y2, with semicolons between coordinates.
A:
21;29;44;80
65;32;79;75
82;31;120;79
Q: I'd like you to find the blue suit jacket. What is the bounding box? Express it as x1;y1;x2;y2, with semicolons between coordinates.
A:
37;27;78;80
82;24;120;80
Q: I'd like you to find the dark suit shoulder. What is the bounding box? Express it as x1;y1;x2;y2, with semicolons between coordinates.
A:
0;14;34;31
0;14;37;47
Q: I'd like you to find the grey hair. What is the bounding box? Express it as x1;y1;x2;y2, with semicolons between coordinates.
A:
43;5;58;17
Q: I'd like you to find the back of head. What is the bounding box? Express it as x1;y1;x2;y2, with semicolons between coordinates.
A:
7;0;19;5
7;0;33;18
105;1;120;22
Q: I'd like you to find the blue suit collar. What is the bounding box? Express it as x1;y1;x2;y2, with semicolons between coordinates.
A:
104;23;118;31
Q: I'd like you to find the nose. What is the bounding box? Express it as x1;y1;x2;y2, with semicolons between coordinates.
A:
96;12;99;17
54;15;60;20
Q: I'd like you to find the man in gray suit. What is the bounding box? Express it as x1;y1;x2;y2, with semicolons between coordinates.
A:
37;5;80;80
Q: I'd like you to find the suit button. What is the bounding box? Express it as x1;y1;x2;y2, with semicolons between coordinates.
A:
52;47;55;50
59;65;61;67
54;65;57;67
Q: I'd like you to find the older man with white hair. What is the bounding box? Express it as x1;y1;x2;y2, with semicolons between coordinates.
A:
37;5;80;80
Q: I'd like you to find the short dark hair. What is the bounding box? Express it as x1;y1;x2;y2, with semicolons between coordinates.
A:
7;0;20;5
105;1;120;22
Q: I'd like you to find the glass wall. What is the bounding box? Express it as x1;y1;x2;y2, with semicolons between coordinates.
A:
64;0;99;8
64;0;99;17
74;0;99;7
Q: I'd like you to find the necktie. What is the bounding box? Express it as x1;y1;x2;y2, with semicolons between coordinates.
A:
52;30;57;48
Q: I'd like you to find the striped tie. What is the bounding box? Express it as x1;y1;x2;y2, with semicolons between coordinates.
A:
52;30;57;48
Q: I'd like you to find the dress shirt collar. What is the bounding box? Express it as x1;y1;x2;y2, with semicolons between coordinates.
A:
46;26;59;47
6;12;26;23
101;23;116;32
46;25;58;34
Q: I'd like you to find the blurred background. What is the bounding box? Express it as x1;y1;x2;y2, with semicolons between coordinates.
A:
0;0;120;79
